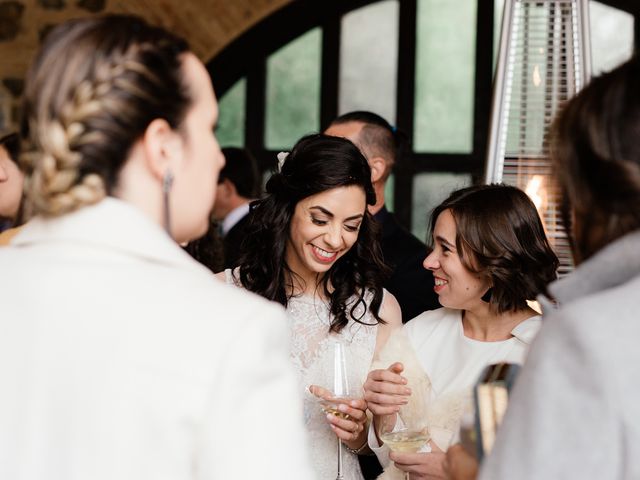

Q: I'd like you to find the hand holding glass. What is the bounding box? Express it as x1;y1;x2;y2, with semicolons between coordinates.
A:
313;341;353;480
378;375;430;479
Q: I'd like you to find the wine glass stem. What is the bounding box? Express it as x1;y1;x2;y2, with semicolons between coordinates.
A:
405;473;410;480
336;439;345;480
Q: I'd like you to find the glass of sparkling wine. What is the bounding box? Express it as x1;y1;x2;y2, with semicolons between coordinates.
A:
317;340;352;480
378;375;430;480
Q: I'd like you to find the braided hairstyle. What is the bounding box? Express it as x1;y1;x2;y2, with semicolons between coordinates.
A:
20;15;190;217
236;134;389;333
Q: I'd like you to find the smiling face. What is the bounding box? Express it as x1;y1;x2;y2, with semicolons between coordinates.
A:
286;185;367;285
423;209;491;311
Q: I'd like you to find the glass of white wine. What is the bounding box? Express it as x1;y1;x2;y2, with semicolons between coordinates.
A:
316;340;352;480
377;375;431;480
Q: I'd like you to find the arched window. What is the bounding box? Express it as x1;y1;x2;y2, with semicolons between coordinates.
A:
209;0;636;240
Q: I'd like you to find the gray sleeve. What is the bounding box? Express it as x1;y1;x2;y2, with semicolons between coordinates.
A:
479;308;622;480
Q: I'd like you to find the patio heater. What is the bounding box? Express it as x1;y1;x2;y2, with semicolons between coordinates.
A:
485;0;592;275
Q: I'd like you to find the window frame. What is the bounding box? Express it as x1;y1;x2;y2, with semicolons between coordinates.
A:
207;0;638;230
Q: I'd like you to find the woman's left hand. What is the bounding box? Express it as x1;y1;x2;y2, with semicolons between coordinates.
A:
309;385;369;447
389;442;447;479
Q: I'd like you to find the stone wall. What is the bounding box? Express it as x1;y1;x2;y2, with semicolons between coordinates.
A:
0;0;291;130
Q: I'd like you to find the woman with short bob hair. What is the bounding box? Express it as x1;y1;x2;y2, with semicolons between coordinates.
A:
364;184;558;478
0;14;313;480
429;184;559;314
226;133;402;480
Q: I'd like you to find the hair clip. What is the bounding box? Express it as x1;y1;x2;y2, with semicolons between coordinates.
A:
276;151;289;172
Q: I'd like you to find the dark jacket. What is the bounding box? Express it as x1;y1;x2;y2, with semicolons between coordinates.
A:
375;207;440;322
223;213;251;270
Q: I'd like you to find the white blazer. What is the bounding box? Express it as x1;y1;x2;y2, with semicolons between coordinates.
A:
0;198;313;480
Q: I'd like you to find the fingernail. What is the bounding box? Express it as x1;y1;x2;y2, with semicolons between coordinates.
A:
401;377;408;385
405;388;412;395
338;404;348;412
327;414;334;421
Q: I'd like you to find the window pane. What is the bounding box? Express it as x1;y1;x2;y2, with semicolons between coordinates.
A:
590;1;634;75
339;0;399;123
216;77;246;147
384;174;395;212
411;173;472;242
414;0;477;153
266;28;322;150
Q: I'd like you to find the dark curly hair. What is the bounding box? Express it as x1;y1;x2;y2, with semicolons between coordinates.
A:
236;133;389;332
430;184;558;313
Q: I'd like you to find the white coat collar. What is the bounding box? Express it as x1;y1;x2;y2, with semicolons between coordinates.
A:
540;230;640;309
12;197;200;271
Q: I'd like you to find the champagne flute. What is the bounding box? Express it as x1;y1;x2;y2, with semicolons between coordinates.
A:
317;340;352;480
377;374;430;480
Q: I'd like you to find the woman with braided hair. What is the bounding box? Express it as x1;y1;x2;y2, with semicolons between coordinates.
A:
0;15;313;480
222;133;403;479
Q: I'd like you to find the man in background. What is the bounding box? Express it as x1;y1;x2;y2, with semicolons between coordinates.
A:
326;111;439;322
212;147;261;269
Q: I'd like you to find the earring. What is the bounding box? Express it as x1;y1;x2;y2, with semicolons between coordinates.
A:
481;287;493;303
162;170;174;236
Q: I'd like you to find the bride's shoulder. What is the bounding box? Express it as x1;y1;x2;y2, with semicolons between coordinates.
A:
378;289;402;327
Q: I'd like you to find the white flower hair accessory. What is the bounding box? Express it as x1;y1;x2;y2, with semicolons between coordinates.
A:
276;151;289;172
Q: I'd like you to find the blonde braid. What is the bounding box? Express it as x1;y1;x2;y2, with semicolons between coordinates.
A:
22;16;191;219
24;54;162;217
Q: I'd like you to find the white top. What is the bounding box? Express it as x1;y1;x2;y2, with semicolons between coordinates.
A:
221;202;250;235
370;307;541;464
226;270;381;480
0;198;314;480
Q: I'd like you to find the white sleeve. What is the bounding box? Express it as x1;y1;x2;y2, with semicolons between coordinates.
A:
195;302;315;479
367;421;391;467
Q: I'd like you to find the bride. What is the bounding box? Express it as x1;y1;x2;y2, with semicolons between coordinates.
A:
221;133;402;479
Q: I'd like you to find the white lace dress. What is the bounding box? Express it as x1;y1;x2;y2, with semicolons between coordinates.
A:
225;270;380;480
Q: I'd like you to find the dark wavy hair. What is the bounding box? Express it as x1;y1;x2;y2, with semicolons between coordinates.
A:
430;184;558;313
236;133;389;332
550;55;640;264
